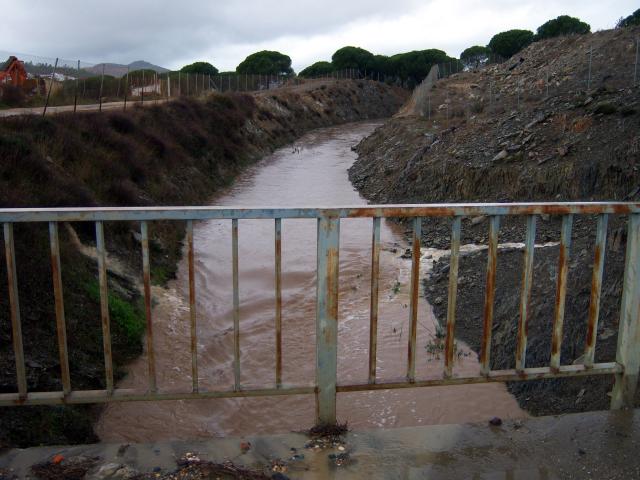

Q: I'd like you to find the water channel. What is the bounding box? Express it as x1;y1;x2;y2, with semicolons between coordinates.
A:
96;121;524;442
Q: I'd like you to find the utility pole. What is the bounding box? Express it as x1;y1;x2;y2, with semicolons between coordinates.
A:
141;69;145;105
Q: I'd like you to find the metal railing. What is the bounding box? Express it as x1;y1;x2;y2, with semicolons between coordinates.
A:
1;202;639;425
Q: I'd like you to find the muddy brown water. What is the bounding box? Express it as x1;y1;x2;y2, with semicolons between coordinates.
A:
96;121;524;442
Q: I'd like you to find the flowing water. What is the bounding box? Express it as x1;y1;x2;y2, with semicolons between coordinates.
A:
97;121;524;442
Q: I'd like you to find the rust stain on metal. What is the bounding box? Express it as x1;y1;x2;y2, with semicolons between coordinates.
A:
550;215;573;371
95;221;114;392
368;217;381;384
444;217;461;378
141;221;157;393
584;214;608;368
407;217;421;382
4;223;27;398
187;220;198;393
49;222;71;395
480;216;500;375
275;218;282;387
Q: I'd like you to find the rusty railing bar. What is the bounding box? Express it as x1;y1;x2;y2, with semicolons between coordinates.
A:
49;222;71;395
315;216;340;425
0;362;621;407
186;220;198;393
95;221;114;392
140;221;157;392
0;385;317;406
275;218;282;388
368;217;381;384
407;217;421;382
2;202;639;223
3;223;27;398
337;362;622;392
611;213;640;409
516;215;537;372
480;215;500;375
585;213;608;368
232;218;241;391
444;217;461;378
550;214;573;371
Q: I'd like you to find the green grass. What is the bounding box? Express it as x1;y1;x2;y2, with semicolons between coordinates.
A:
85;279;145;344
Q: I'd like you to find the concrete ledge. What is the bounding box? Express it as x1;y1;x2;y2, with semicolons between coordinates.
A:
1;409;639;479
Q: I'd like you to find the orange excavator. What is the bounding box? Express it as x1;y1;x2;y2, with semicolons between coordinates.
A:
0;56;28;86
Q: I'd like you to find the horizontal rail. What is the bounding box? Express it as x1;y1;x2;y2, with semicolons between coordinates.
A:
0;202;639;222
2;202;639;425
0;362;621;407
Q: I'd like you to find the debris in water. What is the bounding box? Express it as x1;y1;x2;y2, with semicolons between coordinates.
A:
489;417;503;426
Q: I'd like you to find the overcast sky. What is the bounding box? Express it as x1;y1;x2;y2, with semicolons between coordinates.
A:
1;0;636;71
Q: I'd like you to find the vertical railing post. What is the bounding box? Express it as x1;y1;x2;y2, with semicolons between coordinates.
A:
315;215;340;425
611;214;640;409
516;215;536;372
3;223;27;398
95;221;114;392
407;217;421;382
368;217;381;384
480;216;500;375
49;222;71;395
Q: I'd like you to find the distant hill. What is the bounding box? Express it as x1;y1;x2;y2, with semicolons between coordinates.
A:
86;60;169;77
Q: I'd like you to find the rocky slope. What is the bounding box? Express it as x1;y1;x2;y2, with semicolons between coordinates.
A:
349;27;640;415
0;80;407;447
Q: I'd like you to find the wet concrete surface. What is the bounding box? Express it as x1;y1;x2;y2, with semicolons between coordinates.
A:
2;409;638;479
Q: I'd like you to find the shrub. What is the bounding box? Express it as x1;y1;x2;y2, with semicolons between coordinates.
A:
617;8;640;27
86;279;145;344
1;85;26;107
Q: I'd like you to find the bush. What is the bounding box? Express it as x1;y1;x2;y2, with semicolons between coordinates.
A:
1;85;26;107
617;8;640;27
86;279;145;344
535;15;590;40
488;29;534;58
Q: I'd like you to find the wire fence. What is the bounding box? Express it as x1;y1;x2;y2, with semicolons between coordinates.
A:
412;35;640;127
2;33;638;117
0;49;470;115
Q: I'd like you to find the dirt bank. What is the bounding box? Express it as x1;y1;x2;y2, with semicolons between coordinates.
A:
0;80;408;447
348;27;640;415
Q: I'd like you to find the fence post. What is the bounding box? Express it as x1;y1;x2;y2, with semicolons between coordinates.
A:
42;57;58;117
315;215;340;425
587;44;593;91
73;60;80;114
634;37;639;87
124;66;129;111
611;214;640;409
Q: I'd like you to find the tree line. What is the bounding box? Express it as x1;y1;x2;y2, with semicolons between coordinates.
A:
177;8;638;86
